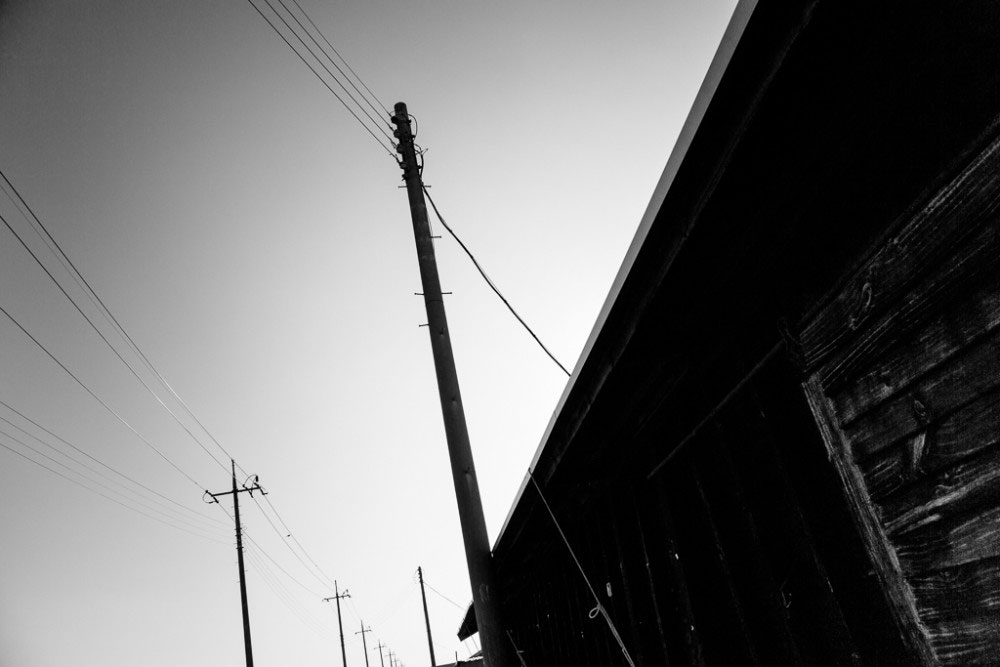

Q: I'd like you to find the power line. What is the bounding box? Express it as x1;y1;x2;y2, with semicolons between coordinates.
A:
275;0;392;129
423;581;465;611
250;493;334;594
241;528;327;598
243;543;333;637
0;397;227;527
258;0;396;149
214;482;348;640
0;300;206;491
346;593;363;623
0;209;230;475
1;177;359;588
0;171;243;476
0;408;224;532
245;0;396;157
2;433;227;540
421;184;572;377
261;493;339;589
1;175;347;621
288;0;390;117
0;434;228;544
262;0;394;142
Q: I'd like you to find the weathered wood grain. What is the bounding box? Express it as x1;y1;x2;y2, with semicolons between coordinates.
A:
925;615;1000;666
801;131;1000;370
894;504;1000;574
819;221;1000;394
881;444;1000;537
802;379;935;665
864;451;910;499
863;388;1000;499
911;556;1000;624
844;328;1000;460
833;270;1000;425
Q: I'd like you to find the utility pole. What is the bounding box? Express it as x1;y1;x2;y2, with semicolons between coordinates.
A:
417;567;436;666
391;102;509;667
356;621;372;667
323;582;351;667
205;460;264;667
374;640;387;667
388;650;396;667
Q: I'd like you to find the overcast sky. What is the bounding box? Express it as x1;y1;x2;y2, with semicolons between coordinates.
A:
0;1;738;665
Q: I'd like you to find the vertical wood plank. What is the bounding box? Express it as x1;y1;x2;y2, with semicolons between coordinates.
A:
611;505;647;666
632;490;673;664
803;377;935;665
696;428;802;665
738;386;863;665
688;457;760;664
652;481;705;666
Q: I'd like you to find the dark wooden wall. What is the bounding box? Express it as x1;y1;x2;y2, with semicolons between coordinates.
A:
802;124;1000;665
499;348;913;665
488;3;1000;664
496;125;1000;663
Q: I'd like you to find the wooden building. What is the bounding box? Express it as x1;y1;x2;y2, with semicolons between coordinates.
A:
462;1;1000;664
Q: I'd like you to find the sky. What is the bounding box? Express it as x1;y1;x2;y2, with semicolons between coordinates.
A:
0;1;738;665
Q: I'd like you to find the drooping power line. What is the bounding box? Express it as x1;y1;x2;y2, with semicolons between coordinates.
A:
421;184;572;377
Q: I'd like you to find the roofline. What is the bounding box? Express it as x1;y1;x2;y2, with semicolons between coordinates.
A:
493;0;760;550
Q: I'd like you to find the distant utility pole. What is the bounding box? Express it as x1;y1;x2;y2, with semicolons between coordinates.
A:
323;582;351;667
356;621;372;667
205;460;264;667
391;102;510;667
374;640;387;667
388;650;396;667
417;567;436;666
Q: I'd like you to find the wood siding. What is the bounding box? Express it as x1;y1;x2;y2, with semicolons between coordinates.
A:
801;127;1000;665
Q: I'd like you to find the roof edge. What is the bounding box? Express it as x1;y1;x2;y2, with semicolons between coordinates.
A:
493;0;760;551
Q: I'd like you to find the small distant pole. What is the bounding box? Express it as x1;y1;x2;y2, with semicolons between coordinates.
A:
374;640;387;667
417;567;436;666
205;460;264;667
356;621;373;667
323;582;351;667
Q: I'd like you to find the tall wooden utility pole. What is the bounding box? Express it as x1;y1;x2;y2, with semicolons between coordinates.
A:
417;566;436;667
205;461;264;667
391;102;510;667
323;582;351;667
374;640;387;667
356;621;372;667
